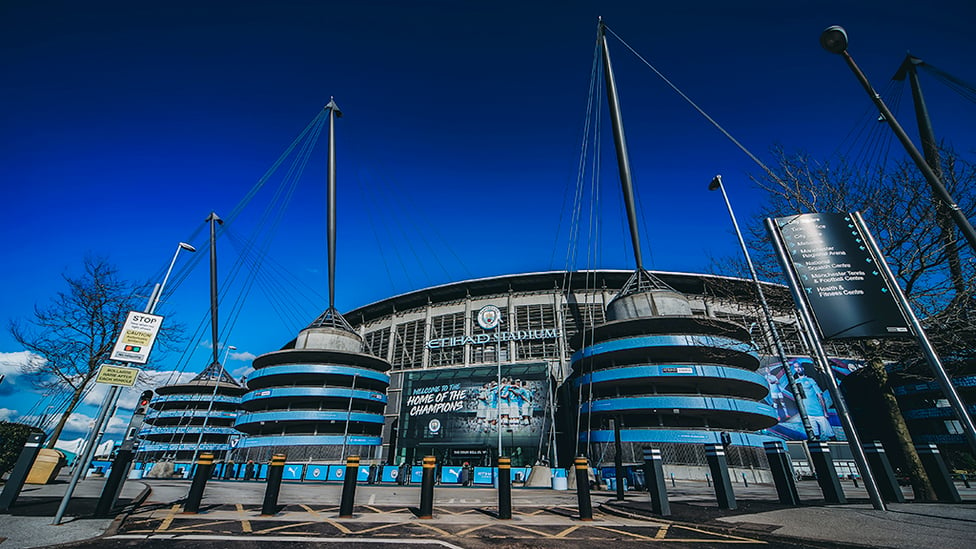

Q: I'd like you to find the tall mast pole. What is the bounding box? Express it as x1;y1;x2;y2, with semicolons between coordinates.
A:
325;98;342;311
893;55;967;295
599;19;644;270
206;211;223;367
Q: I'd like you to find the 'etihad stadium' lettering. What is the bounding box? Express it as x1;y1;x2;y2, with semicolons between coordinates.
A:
426;329;560;349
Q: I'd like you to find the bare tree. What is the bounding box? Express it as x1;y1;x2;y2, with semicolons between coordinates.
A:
739;145;976;500
9;257;147;448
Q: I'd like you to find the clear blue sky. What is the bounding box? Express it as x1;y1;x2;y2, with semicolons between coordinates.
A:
1;1;973;444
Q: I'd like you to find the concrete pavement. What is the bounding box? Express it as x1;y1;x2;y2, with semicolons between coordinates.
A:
1;472;974;548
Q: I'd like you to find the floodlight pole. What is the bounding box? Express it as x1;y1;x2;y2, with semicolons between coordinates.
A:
709;176;816;440
821;26;976;253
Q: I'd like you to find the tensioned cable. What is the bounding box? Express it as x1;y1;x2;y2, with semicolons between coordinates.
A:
920;62;976;104
604;26;786;187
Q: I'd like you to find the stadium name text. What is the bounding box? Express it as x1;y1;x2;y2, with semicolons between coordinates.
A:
426;329;561;349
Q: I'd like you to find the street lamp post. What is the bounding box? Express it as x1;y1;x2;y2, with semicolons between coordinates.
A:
708;176;816;440
821;27;976;458
819;26;976;254
53;241;196;525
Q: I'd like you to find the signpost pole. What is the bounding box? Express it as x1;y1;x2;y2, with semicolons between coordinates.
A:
766;217;887;511
853;212;976;456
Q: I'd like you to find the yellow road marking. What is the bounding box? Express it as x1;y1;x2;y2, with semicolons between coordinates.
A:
253;521;319;535
299;504;320;517
322;519;352;534
506;524;557;537
592;525;656;541
671;524;765;543
157;504;181;531
553;525;581;538
169;520;237;532
655;524;670;539
455;524;491;536
415;522;453;537
346;523;403;535
236;504;252;533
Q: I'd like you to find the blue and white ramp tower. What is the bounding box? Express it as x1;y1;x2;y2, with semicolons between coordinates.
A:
233;100;390;462
571;22;778;465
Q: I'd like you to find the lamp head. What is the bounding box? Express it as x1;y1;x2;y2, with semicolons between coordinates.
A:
179;242;197;252
820;25;848;54
708;175;722;191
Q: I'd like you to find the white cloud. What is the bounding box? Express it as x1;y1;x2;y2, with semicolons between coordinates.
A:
228;351;256;362
0;350;44;378
0;408;16;421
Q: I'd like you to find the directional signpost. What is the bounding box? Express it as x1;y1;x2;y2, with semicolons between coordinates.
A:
772;212;911;340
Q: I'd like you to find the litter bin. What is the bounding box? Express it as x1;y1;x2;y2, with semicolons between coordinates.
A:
25;449;66;485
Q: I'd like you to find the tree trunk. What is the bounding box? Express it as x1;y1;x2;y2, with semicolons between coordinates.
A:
861;356;937;501
46;386;85;449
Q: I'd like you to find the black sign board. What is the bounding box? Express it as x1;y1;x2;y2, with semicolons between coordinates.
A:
772;213;912;340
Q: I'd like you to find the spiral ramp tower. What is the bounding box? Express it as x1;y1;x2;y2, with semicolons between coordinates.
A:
570;269;780;466
136;363;245;462
232;313;391;462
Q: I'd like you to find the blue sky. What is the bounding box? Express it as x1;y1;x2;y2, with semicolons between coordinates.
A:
1;1;974;445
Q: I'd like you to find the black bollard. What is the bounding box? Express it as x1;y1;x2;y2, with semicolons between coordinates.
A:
963;474;970;489
418;456;436;519
641;447;670;516
863;442;905;503
95;448;134;517
0;432;46;512
183;453;215;513
339;455;360;518
261;454;287;516
704;443;737;510
914;444;961;503
497;456;512;519
763;440;799;506
806;442;846;504
574;456;593;521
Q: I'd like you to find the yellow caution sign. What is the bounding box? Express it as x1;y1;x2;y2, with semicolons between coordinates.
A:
95;364;140;387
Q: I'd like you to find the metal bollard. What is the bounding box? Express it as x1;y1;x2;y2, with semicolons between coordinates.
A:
184;453;215;513
807;442;846;504
915;444;961;503
339;455;360;518
641;447;670;516
95;448;134;517
418;456;436;519
963;474;970;489
706;473;711;487
0;432;46;512
862;442;904;503
742;472;748;487
497;456;512;519
574;456;593;521
704;443;737;510
671;472;676;487
763;440;799;506
261;454;287;516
